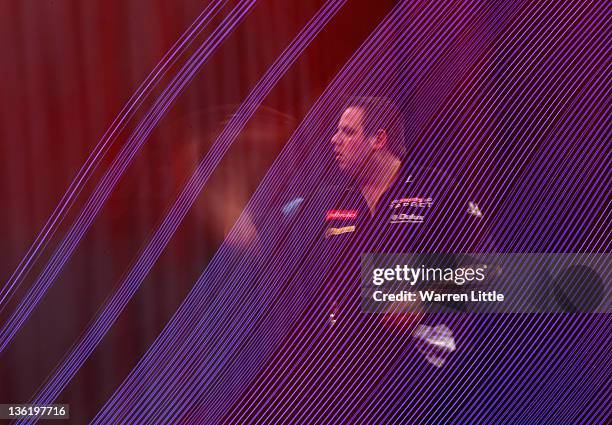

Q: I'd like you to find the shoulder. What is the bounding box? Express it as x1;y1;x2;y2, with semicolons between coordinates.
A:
408;165;485;216
280;184;352;220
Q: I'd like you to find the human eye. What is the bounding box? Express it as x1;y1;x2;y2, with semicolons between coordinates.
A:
340;126;354;136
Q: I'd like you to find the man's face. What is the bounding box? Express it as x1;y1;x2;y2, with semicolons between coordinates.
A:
331;107;373;178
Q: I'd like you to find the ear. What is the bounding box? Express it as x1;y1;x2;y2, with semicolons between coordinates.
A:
371;129;388;151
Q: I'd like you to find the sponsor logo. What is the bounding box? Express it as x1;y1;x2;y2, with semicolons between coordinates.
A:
324;225;356;238
326;209;358;221
390;213;424;224
281;197;304;217
390;197;433;209
468;201;483;218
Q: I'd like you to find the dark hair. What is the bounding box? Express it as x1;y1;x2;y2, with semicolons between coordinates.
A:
345;96;406;158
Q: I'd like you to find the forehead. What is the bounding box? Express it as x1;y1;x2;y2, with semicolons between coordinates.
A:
338;107;365;129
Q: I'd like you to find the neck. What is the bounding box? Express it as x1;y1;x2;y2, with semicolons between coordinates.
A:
358;153;401;214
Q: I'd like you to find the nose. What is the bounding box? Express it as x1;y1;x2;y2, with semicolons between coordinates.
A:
331;132;341;147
